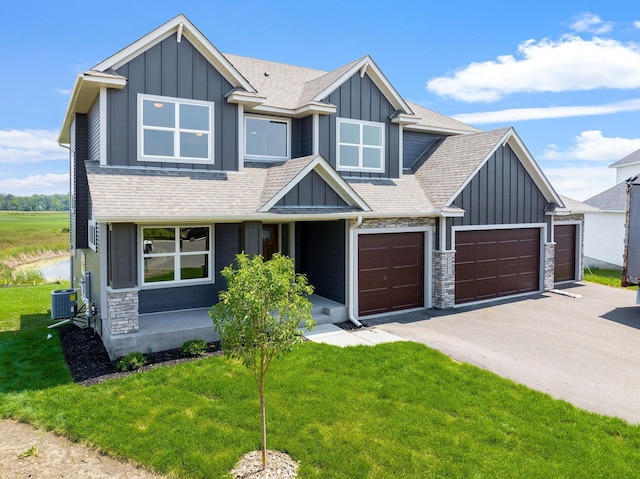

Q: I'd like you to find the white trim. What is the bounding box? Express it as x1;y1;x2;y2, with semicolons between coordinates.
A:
313;56;412;114
554;219;583;281
244;103;337;117
244;114;291;161
336;118;385;173
137;93;215;165
352;226;433;319
312;114;319;156
92;14;255;92
259;155;371;212
237;104;244;172
138;224;215;289
444;129;563;208
88;219;97;251
398;125;404;180
99;87;107;166
403;123;479;135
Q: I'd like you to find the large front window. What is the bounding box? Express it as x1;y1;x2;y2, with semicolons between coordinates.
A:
141;226;212;286
337;118;384;172
139;94;214;164
245;115;289;160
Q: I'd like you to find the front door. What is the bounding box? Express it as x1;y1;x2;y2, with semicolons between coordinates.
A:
262;224;279;261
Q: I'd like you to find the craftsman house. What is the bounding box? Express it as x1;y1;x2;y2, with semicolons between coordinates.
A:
60;14;582;358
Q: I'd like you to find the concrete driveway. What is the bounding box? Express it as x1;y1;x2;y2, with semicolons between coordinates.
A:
370;282;640;424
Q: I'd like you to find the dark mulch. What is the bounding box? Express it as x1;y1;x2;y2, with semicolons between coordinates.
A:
58;324;221;386
334;320;369;331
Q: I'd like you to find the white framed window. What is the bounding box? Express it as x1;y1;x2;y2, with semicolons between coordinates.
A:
88;219;97;252
140;225;213;287
337;118;385;172
245;115;290;161
138;94;214;164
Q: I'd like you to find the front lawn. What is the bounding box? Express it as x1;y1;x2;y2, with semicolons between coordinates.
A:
1;285;640;478
583;267;637;289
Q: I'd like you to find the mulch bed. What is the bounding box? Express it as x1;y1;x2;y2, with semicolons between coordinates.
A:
58;324;221;386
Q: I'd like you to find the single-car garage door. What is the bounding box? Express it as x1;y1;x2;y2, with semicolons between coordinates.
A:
455;228;540;305
358;232;424;316
554;224;576;282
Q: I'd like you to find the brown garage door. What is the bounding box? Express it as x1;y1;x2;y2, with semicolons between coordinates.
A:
358;232;424;316
554;224;576;282
455;228;540;305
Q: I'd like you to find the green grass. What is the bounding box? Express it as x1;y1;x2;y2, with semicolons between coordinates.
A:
0;283;73;392
583;267;637;289
2;285;640;478
0;211;69;285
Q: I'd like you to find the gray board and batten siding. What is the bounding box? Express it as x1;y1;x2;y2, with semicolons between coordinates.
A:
291;115;313;159
403;131;443;170
71;114;89;250
318;73;400;179
276;170;349;208
108;34;239;171
297;220;346;304
445;143;550;250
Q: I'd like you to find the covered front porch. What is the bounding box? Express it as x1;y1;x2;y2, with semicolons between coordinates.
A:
101;294;347;359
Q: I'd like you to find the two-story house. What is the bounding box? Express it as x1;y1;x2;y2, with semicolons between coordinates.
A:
59;15;582;359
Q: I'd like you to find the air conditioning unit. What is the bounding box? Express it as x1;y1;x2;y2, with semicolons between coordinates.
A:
51;289;77;320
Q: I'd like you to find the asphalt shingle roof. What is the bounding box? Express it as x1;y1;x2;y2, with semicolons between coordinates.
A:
584;182;627;211
412;128;511;208
610;148;640;168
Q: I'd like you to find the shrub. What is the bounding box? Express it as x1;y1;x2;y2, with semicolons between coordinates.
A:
117;351;147;371
179;339;208;357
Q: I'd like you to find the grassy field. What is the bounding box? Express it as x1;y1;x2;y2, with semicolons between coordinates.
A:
583;267;637;289
0;211;69;285
2;285;640;478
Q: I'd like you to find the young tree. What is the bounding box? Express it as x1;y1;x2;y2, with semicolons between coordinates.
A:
210;253;315;470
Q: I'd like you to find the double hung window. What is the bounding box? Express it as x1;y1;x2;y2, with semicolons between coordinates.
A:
139;94;214;164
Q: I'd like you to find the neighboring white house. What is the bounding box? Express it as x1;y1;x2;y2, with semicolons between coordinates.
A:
584;148;640;269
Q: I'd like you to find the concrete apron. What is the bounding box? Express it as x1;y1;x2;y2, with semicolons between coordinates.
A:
372;282;640;424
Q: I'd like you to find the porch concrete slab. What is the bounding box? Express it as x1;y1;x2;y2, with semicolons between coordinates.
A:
373;282;640;424
304;323;402;347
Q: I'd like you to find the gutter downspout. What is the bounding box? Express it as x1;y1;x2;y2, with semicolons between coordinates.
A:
347;216;363;328
58;141;73;290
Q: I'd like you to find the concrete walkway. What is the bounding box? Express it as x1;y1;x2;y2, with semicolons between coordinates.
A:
304;323;402;346
370;282;640;424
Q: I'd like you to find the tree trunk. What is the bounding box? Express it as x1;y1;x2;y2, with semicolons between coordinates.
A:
260;363;267;470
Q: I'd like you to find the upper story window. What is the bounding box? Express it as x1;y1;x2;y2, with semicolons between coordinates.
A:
245;115;290;161
138;94;214;164
337;118;385;173
140;225;212;287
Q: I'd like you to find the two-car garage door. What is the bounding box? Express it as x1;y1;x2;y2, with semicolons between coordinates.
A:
455;228;540;305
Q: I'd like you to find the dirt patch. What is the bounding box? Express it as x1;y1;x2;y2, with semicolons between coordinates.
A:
0;419;165;478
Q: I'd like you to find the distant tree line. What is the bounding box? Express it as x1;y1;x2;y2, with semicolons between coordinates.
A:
0;193;70;211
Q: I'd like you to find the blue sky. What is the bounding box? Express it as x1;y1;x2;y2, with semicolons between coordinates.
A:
1;1;639;200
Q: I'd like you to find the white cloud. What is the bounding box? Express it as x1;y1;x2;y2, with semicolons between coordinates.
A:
0;173;69;196
55;88;72;95
542;130;640;162
0;129;67;164
569;12;613;34
427;36;640;102
634;21;640;29
453;98;640;124
542;164;616;201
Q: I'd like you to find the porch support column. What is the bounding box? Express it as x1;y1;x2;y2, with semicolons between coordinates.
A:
242;221;263;257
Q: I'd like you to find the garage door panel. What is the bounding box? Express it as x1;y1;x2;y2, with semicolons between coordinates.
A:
455;228;540;304
358;232;424;316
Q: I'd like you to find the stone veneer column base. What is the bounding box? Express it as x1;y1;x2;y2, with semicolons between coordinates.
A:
106;286;139;335
433;250;455;309
544;243;555;291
